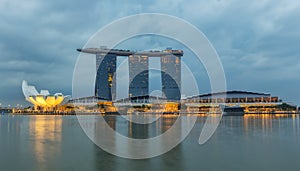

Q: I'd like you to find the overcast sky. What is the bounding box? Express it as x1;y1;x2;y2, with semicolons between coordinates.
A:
0;0;300;106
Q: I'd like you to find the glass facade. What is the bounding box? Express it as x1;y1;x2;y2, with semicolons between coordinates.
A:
128;55;149;97
161;55;181;101
79;48;183;101
95;54;116;100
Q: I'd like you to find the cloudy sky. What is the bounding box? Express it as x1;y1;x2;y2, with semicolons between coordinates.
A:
0;0;300;106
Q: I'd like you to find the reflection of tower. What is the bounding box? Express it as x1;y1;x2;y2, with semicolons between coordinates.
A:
95;54;116;100
128;122;149;139
161;52;181;101
128;55;149;97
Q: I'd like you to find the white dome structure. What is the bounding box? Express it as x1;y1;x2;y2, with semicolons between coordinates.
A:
22;80;70;108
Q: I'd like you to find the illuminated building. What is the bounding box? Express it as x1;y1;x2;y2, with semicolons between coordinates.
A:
77;47;183;101
185;91;297;114
22;80;70;109
161;48;182;101
128;55;149;97
185;91;280;103
95;53;116;100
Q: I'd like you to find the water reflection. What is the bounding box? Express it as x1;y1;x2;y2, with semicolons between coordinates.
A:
243;114;299;133
29;116;62;152
90;114;191;159
1;114;300;171
104;115;180;139
28;116;62;170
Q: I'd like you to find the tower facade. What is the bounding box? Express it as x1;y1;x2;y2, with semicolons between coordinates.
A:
95;54;116;100
128;55;149;98
161;54;181;101
77;47;183;101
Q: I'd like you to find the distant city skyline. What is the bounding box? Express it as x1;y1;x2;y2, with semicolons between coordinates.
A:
0;0;300;106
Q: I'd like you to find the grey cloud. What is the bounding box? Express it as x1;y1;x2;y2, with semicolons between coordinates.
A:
0;0;300;106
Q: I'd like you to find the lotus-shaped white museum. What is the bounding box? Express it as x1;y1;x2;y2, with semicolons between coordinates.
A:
22;80;70;108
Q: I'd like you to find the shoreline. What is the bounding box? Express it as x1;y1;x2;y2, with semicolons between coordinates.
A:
3;112;299;116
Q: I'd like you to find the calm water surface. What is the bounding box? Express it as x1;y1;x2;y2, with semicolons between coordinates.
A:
0;114;300;171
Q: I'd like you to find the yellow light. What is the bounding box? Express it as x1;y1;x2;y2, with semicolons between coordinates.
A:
28;96;42;106
28;95;65;107
36;95;49;106
54;96;64;106
46;96;55;107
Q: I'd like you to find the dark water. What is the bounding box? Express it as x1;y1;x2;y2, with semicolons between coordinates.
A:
0;114;300;171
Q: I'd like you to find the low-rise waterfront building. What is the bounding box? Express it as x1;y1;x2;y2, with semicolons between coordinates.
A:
184;91;297;114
